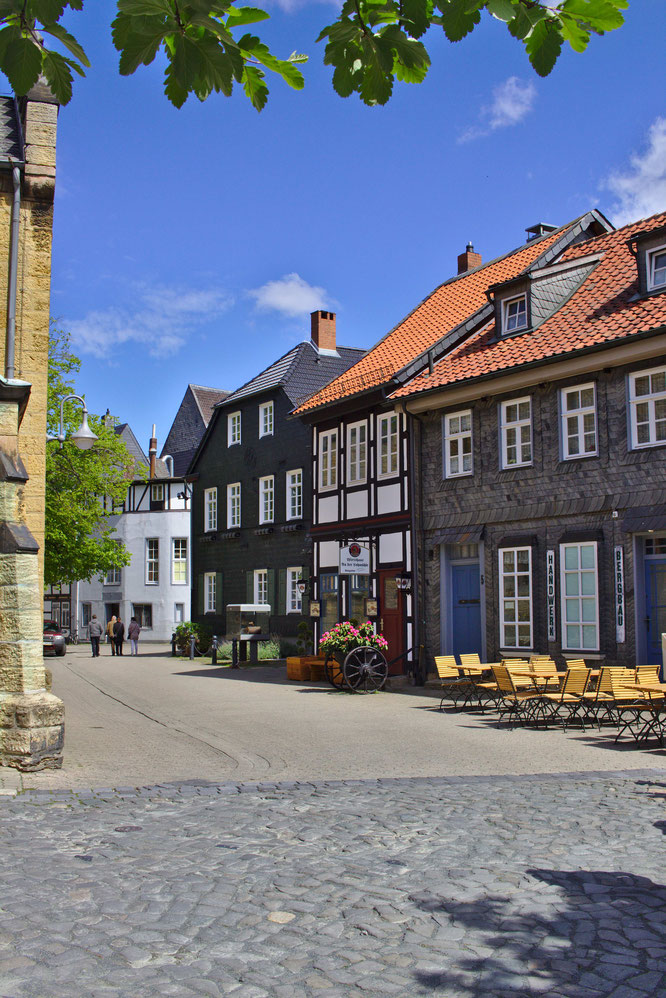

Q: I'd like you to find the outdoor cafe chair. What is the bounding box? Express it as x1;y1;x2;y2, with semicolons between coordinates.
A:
458;653;501;708
539;668;591;730
492;665;546;729
614;689;666;746
502;659;538;691
434;656;476;710
581;667;648;729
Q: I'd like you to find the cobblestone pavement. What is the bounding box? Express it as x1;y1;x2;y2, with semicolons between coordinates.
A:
2;770;666;998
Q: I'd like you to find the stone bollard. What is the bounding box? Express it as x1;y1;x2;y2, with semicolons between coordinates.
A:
171;633;177;657
189;635;196;660
211;635;218;665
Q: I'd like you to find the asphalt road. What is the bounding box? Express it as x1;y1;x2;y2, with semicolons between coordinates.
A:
21;643;666;790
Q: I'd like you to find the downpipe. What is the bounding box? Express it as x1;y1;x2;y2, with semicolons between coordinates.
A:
5;159;21;380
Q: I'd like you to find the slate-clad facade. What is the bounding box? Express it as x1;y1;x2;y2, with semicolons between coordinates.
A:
189;314;365;641
393;210;666;672
161;384;229;477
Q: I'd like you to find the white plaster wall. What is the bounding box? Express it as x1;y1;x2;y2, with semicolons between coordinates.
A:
379;531;403;564
377;483;401;514
346;490;368;519
318;495;339;523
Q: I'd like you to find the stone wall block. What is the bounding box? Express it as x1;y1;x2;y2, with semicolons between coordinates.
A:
15;693;64;729
0;699;16;727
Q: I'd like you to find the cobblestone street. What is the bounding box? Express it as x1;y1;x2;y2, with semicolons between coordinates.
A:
2;770;666;998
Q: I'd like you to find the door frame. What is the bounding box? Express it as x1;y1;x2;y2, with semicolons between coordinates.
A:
440;542;486;660
377;567;406;675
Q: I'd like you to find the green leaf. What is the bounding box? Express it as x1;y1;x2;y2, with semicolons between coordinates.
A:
242;63;268;110
399;0;433;38
287;51;308;64
558;12;591;52
437;0;482;42
2;35;43;96
171;33;203;88
525;18;562;76
42;49;74;104
116;0;173;14
486;0;515;22
33;1;68;22
164;60;189;107
225;7;271;28
41;21;90;67
332;60;357;98
561;0;626;32
194;36;234;96
115;18;166;74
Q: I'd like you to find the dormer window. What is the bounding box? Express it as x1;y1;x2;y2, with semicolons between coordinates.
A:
648;246;666;290
502;294;528;334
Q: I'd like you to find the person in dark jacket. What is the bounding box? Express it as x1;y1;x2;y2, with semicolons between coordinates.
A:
113;616;125;656
89;614;103;658
127;617;141;656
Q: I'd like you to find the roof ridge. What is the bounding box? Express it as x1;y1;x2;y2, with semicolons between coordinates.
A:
217;343;303;406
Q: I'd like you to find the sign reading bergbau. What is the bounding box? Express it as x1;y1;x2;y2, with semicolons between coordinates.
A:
339;542;370;575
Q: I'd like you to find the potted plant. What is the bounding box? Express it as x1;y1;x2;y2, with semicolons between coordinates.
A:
319;620;388;663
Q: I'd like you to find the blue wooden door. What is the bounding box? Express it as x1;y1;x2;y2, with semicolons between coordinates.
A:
645;560;666;666
451;564;482;657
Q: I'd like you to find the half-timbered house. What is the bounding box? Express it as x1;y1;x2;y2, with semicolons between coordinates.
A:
294;211;613;677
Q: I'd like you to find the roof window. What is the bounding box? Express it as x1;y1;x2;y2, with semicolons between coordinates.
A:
648;245;666;291
502;294;528;334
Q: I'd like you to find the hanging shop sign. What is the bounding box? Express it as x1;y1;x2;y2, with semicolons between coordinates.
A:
546;550;556;642
309;600;321;618
614;546;625;643
339;542;370;575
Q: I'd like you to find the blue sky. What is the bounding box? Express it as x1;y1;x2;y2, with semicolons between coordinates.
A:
21;4;666;455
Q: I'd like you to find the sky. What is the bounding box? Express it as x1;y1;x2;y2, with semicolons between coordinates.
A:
12;3;666;455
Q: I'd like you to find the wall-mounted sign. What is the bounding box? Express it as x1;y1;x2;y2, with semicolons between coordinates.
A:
339;542;370;575
364;598;378;618
614;545;625;643
546;549;556;642
309;600;321;619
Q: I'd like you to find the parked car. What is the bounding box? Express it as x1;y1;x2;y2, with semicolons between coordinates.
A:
43;621;66;657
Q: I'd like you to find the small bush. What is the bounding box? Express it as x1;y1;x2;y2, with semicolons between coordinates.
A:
258;636;281;660
296;620;313;655
279;639;299;658
174;621;212;655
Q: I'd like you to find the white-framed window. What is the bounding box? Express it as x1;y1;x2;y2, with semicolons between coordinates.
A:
146;538;159;584
228;411;241;446
500;397;532;468
174;603;184;623
133;604;153;629
347;421;367;484
204;487;217;532
151;483;164;504
319;430;337;490
629;366;666;448
81;603;92;627
254;569;268;604
444;410;473;478
378;413;399;478
259;401;274;437
171;538;188;584
227;482;241;528
204;572;216;614
647;245;666;290
502;294;528;333
561;384;597;459
259;476;274;523
286;469;302;520
560;542;599;650
287;567;303;613
104;565;121;586
499;547;532;649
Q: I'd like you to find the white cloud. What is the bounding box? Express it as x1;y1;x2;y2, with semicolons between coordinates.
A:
68;283;234;359
604;117;666;226
248;273;330;318
458;76;536;144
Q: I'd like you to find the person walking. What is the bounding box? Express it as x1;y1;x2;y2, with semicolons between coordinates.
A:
89;614;103;658
113;616;125;656
107;615;117;655
127;616;141;656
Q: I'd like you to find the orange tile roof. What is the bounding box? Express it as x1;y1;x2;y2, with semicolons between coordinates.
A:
293;223;578;414
391;211;666;401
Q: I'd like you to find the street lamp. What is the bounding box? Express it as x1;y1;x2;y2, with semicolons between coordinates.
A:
47;394;98;450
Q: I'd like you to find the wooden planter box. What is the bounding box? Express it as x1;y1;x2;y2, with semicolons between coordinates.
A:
286;656;326;682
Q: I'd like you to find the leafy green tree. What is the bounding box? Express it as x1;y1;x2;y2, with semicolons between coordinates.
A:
45;325;137;585
0;1;628;110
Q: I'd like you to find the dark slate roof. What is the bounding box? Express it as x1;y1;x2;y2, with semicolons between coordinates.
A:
115;423;148;467
0;97;22;161
190;384;230;424
219;341;366;409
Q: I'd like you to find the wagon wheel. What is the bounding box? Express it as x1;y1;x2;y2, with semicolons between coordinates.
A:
324;652;345;689
343;645;388;693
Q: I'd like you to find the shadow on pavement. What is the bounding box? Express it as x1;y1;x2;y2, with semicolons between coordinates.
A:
410;867;666;994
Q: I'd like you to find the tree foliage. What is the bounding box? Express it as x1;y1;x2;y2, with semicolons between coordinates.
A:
45;325;138;585
0;0;627;110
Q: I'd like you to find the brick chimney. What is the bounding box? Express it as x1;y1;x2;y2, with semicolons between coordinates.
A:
457;242;482;275
311;310;337;353
149;424;157;479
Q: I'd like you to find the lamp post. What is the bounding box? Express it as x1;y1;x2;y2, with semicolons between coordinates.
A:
47;394;98;450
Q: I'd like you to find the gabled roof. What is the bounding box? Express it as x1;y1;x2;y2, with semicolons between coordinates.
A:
293;211;612;415
391;210;666;401
190;384;230;424
219;341;366;409
115;423;147;466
